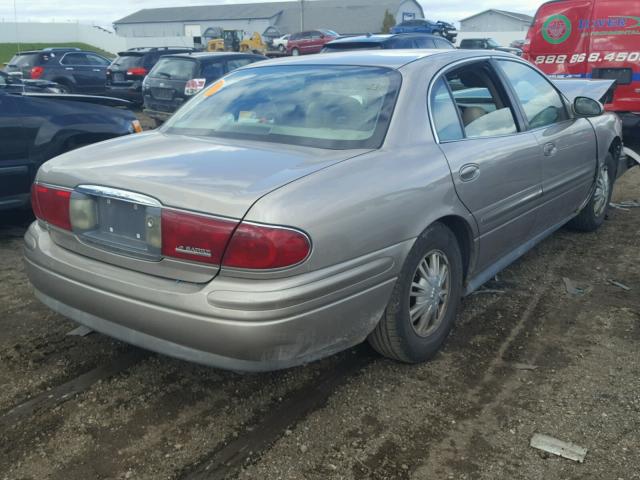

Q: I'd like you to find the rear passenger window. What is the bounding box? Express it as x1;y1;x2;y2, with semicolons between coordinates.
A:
497;60;569;129
430;77;464;141
443;62;518;138
435;39;452;49
393;37;415;48
413;37;435;48
61;53;90;65
201;62;225;79
226;58;254;71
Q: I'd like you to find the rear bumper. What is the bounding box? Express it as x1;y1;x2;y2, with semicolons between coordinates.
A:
105;85;143;104
24;222;402;371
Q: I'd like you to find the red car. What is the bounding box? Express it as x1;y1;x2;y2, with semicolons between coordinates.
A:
286;30;339;56
523;0;640;148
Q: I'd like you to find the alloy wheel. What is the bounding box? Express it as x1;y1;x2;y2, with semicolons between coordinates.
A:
409;250;450;337
593;164;610;217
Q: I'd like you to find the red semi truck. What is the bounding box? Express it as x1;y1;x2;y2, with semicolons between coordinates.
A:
523;0;640;155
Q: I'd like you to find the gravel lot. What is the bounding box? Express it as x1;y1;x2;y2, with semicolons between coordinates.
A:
0;160;638;480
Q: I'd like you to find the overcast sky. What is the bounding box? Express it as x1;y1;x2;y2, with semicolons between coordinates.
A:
0;0;542;27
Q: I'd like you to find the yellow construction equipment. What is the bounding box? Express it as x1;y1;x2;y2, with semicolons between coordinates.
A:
206;29;266;54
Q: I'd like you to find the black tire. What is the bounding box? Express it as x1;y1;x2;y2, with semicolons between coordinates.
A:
368;222;464;363
291;48;300;56
56;81;73;94
568;153;616;232
278;44;285;52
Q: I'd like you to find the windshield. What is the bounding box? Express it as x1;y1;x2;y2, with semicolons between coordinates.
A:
111;53;144;69
7;52;40;67
148;57;197;80
164;65;402;150
487;38;500;48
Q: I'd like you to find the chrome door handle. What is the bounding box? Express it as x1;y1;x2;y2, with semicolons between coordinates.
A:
459;164;480;182
92;69;101;72
65;67;74;71
543;142;558;157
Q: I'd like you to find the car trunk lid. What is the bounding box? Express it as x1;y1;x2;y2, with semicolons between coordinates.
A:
38;132;369;283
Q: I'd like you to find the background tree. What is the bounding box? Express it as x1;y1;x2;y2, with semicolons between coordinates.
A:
381;10;396;33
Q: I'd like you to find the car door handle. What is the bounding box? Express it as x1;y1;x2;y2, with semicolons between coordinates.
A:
92;69;102;72
65;67;74;71
543;142;558;157
459;164;480;182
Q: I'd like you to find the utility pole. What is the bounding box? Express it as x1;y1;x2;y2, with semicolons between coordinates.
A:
300;0;305;31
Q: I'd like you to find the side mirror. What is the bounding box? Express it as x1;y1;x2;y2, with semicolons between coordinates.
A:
573;96;603;117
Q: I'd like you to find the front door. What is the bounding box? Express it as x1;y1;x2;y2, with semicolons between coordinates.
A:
429;60;543;272
495;59;597;232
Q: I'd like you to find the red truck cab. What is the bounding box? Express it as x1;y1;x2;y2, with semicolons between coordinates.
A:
523;0;640;116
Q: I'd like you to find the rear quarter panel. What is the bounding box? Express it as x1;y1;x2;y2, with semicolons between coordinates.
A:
243;59;478;279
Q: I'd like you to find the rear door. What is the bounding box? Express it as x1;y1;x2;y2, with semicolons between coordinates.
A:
496;59;597;233
430;60;543;272
0;91;30;208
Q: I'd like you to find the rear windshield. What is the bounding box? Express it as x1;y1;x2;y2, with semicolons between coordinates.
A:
148;57;197;80
163;65;402;150
323;42;384;52
7;52;41;67
111;53;144;69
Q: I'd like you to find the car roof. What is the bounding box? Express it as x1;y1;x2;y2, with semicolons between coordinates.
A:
252;49;471;69
164;52;262;61
328;33;446;45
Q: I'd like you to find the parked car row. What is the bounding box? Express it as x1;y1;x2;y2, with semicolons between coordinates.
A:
0;72;140;211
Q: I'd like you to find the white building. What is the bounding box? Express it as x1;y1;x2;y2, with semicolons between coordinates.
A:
113;0;425;44
460;9;533;33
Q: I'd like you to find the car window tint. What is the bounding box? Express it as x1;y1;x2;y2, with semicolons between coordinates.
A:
112;54;144;69
226;58;254;71
497;60;569;130
413;37;435;48
150;57;197;80
393;37;415;48
86;54;109;66
430;77;464;142
444;62;518;138
201;62;225;79
435;39;452;49
61;53;90;65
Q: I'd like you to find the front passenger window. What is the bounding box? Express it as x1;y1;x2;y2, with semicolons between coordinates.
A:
497;60;569;129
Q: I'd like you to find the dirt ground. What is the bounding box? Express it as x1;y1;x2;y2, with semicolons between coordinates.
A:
0;165;638;480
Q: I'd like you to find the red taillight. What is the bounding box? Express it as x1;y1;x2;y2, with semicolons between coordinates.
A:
185;78;206;96
30;66;44;79
127;67;147;76
32;184;72;230
222;223;310;270
161;210;237;265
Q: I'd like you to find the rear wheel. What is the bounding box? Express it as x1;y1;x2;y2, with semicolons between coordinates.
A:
56;80;73;94
568;153;615;232
368;222;463;363
291;48;300;56
278;44;285;52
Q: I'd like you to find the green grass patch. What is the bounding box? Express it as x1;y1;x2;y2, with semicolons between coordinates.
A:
0;42;115;65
